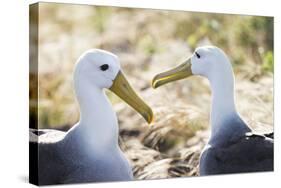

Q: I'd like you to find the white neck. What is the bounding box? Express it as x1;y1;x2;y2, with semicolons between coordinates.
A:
207;69;248;142
71;77;119;151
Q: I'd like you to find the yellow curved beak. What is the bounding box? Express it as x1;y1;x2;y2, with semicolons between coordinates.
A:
110;71;153;124
152;58;192;89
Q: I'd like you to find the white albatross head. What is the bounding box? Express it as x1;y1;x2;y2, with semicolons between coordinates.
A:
190;46;233;81
74;49;153;124
74;49;121;89
152;45;234;88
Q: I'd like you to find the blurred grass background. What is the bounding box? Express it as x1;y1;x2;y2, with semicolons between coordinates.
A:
31;2;273;178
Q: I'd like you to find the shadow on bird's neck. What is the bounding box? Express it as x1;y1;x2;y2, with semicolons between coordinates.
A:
208;70;247;141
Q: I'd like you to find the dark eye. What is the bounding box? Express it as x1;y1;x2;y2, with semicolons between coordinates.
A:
100;64;109;71
195;52;201;58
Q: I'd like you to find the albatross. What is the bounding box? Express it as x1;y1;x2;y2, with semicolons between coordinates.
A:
152;46;273;175
30;49;153;185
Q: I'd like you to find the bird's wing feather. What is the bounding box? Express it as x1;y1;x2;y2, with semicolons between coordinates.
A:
264;132;274;139
200;133;273;175
29;128;67;185
29;128;66;143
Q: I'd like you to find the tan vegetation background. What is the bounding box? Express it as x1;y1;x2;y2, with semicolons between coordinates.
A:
34;2;273;178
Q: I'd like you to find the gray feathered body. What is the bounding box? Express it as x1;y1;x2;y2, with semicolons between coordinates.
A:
30;129;133;185
200;131;273;175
